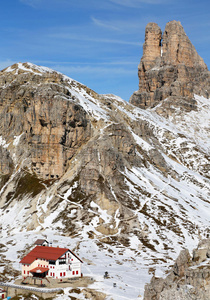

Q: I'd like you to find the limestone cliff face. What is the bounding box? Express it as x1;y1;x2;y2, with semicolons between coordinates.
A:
130;21;210;109
0;63;91;180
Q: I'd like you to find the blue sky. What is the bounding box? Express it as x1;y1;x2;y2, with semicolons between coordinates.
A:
1;0;210;101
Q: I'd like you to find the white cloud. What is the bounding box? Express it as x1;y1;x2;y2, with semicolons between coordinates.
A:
20;0;42;8
35;60;137;66
47;64;136;78
109;0;167;7
20;0;168;11
91;16;146;33
20;0;71;9
91;17;121;31
49;32;142;46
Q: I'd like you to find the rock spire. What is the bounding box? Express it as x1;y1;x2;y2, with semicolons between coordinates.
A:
130;20;210;109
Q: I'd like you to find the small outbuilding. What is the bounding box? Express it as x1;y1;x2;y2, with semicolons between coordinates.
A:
34;239;49;247
0;288;6;299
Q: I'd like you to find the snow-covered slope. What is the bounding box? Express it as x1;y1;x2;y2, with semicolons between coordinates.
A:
0;63;209;299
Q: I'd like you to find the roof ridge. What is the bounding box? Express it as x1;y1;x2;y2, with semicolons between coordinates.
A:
19;245;83;264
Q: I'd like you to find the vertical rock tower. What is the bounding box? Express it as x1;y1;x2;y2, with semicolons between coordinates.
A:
130;21;210;109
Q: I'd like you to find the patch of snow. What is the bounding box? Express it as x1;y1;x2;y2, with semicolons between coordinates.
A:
63;181;78;201
130;129;153;151
13;133;24;146
42;195;53;213
4;62;55;76
4;65;15;73
68;86;110;121
90;201;112;224
26;62;55;74
151;66;160;71
42;201;66;230
0;136;10;148
189;258;210;269
101;94;126;104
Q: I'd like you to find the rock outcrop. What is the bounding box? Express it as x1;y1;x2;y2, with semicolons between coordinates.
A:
0;63;91;180
130;21;210;109
144;239;210;300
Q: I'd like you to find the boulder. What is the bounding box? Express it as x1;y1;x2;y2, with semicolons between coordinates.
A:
143;239;210;300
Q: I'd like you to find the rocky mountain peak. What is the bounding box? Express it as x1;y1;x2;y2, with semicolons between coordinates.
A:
161;21;206;68
141;22;162;72
130;20;210;109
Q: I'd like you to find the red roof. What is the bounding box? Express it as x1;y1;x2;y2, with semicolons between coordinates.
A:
20;246;69;264
30;267;49;274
